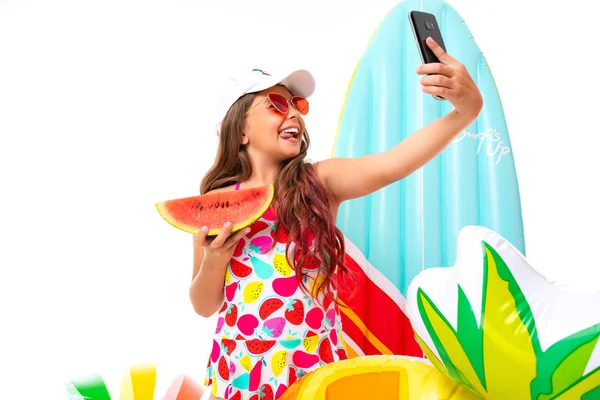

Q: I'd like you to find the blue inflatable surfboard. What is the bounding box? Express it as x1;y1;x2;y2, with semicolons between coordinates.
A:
334;0;525;357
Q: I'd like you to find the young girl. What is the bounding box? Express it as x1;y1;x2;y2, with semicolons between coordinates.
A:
190;37;483;400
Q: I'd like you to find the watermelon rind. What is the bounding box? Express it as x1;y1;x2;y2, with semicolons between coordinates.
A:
155;184;275;236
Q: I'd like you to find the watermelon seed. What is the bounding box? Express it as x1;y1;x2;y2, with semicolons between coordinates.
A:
216;203;220;208
226;201;229;207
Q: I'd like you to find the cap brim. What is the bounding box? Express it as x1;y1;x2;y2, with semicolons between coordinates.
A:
280;69;315;98
249;69;315;98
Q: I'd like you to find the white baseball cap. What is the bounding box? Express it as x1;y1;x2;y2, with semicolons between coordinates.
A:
215;67;316;131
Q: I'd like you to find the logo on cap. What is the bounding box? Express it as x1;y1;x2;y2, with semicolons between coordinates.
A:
252;68;271;76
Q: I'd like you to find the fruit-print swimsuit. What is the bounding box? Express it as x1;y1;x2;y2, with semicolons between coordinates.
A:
203;182;348;400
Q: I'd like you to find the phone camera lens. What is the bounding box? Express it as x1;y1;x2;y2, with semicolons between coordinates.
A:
425;21;434;30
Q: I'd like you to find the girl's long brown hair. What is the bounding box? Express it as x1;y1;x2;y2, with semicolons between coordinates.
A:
200;92;356;308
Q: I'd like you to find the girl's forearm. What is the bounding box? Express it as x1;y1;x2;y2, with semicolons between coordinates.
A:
189;256;228;318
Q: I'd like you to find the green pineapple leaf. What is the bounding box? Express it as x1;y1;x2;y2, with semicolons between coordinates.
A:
414;332;451;379
417;288;487;396
532;323;600;399
581;383;600;399
456;284;485;387
478;242;540;398
551;366;600;399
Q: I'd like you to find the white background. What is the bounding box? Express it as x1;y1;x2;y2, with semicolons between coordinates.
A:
1;0;599;398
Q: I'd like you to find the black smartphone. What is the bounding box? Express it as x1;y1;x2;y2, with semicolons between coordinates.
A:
409;11;447;100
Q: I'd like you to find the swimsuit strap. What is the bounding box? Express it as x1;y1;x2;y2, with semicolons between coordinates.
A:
235;182;240;190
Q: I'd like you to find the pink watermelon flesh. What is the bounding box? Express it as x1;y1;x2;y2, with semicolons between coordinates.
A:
156;184;274;236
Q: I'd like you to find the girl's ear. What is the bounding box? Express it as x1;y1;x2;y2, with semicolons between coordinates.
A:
241;131;249;145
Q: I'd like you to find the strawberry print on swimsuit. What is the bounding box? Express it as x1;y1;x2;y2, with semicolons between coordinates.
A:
203;202;347;400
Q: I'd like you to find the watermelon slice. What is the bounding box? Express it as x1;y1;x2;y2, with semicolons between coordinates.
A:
156;184;274;236
163;374;205;400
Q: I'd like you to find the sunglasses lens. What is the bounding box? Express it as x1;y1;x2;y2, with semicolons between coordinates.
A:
293;97;309;115
268;94;289;113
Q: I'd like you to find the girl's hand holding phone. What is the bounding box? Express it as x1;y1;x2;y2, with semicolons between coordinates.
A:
417;37;483;120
